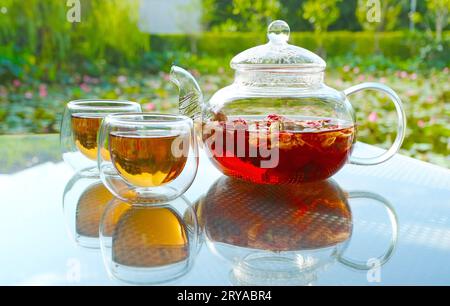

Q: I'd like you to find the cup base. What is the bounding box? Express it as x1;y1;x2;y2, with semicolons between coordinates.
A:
75;235;101;249
78;166;100;179
117;186;181;205
101;165;184;204
110;258;191;285
230;252;321;286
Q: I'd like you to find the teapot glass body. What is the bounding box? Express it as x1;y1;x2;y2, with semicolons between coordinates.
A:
170;20;406;184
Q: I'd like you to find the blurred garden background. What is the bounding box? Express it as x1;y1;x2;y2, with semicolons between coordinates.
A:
0;0;448;172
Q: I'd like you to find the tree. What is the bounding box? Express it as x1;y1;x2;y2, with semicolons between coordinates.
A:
425;0;450;42
300;0;342;33
204;0;281;32
329;0;361;31
409;0;417;31
0;0;149;78
298;0;341;56
202;0;370;32
356;0;406;31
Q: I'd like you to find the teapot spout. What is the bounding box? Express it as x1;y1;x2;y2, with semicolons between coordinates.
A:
170;66;203;120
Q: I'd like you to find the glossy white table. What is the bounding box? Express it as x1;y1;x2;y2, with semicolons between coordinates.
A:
0;141;449;285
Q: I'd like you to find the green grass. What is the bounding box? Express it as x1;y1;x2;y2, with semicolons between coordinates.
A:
0;134;60;174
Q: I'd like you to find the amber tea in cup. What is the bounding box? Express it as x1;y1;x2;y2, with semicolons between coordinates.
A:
99;197;198;284
98;113;198;203
112;206;189;267
60;100;142;173
71;113;109;161
109;130;189;188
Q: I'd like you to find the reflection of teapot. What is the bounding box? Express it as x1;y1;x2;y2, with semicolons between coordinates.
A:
99;197;199;285
198;177;398;285
171;20;406;184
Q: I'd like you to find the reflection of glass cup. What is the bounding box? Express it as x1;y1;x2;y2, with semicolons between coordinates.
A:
199;177;398;285
60;100;142;176
98;113;199;204
62;172;114;248
99;196;199;285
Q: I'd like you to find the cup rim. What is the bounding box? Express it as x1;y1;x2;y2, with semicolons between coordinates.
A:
105;113;193;126
68;99;140;111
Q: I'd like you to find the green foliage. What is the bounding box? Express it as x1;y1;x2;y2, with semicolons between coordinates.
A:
203;0;442;32
148;31;449;66
1;1;448;82
1;28;448;82
300;0;342;33
356;0;406;31
204;0;281;31
70;0;149;66
0;0;149;81
0;134;60;174
424;0;450;41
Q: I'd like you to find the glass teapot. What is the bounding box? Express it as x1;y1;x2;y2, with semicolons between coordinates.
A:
170;20;406;184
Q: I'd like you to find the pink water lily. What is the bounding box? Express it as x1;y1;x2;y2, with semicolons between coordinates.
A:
25;91;33;99
144;102;156;111
80;83;91;93
117;75;127;84
83;75;92;83
191;69;200;78
39;84;48;97
162;73;171;82
417;120;425;128
368;111;378;122
204;82;216;91
405;89;415;97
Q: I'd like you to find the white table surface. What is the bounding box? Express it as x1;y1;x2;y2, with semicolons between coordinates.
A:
0;142;449;285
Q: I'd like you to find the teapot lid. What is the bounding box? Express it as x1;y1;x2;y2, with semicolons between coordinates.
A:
230;20;326;71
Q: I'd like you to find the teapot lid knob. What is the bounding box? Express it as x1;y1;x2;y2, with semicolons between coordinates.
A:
230;19;325;70
267;20;290;44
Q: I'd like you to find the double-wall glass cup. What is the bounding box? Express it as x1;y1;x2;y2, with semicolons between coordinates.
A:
60;100;142;176
62;171;114;248
99;197;199;284
98;113;199;204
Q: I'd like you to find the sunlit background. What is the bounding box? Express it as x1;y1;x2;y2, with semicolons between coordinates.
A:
0;0;448;173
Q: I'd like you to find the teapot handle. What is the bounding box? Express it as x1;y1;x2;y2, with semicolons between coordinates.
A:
337;191;398;271
344;82;406;165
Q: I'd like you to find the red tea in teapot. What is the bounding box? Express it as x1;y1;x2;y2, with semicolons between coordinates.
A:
203;115;355;184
